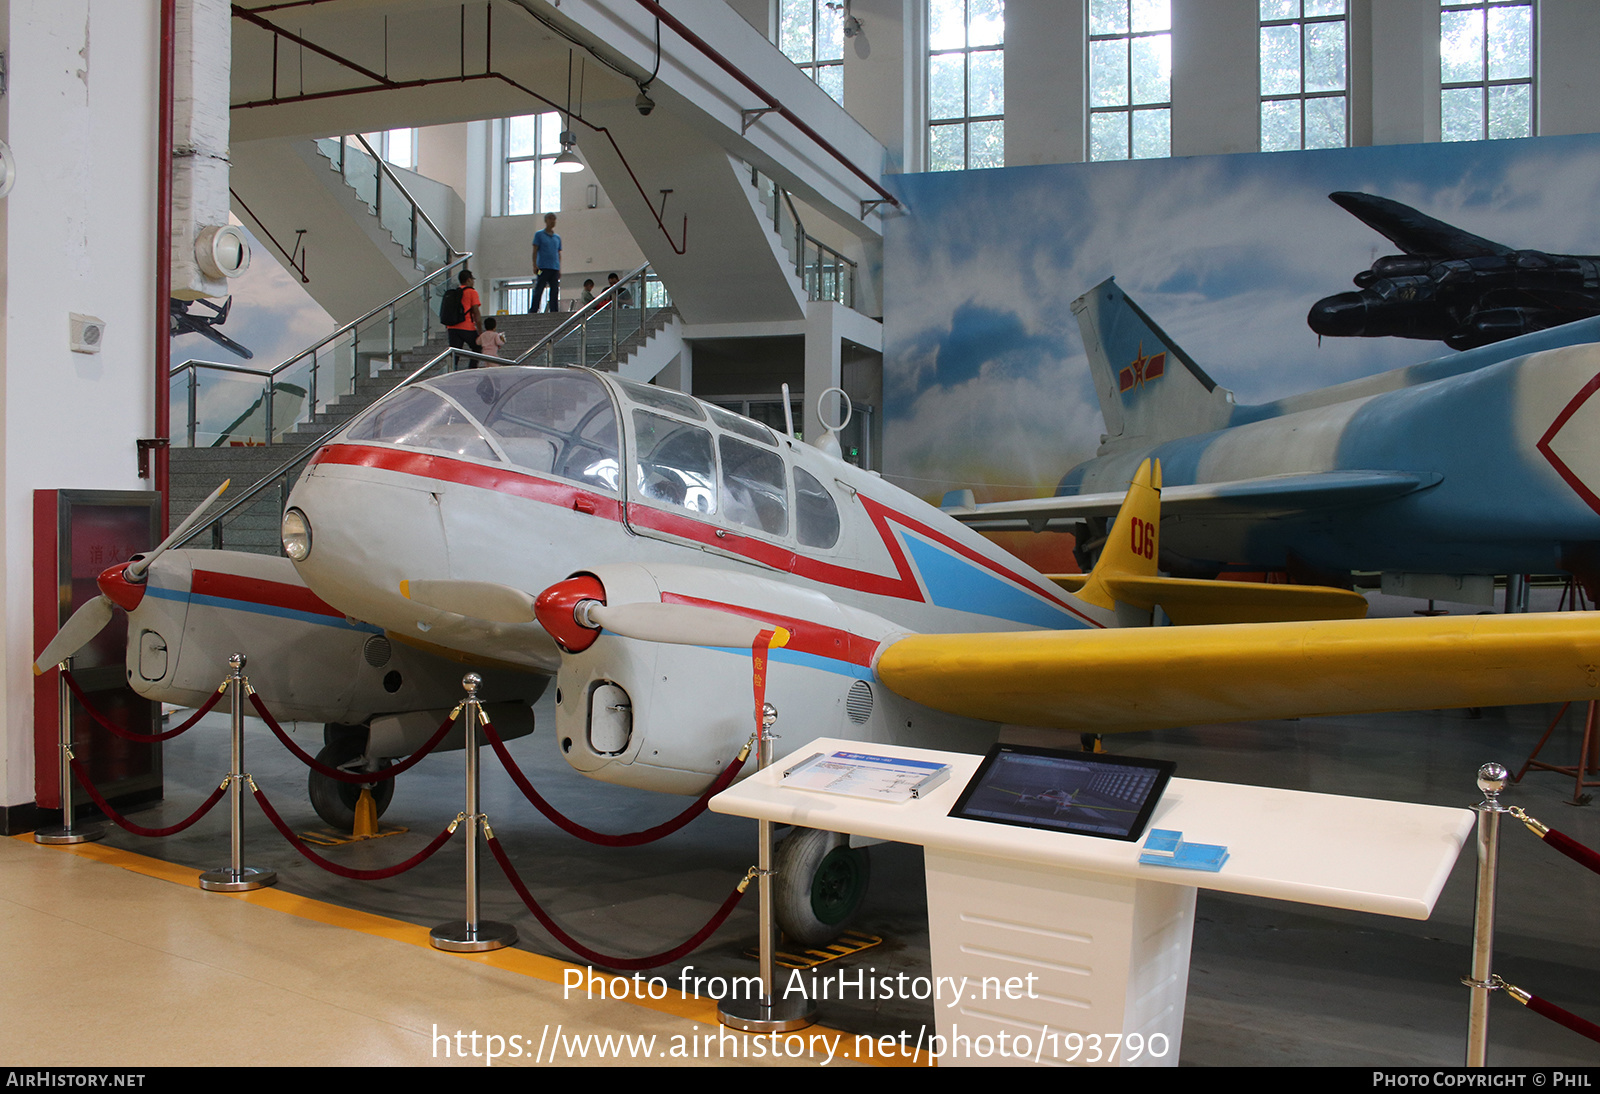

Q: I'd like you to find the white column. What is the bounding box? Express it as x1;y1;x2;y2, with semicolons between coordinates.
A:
1538;1;1600;136
1005;0;1086;165
2;0;160;814
1367;0;1440;145
1171;0;1259;156
803;301;843;443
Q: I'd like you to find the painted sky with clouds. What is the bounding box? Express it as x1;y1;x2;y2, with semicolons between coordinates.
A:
882;132;1600;505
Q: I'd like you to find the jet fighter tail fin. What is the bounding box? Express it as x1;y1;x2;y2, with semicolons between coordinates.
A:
1071;279;1236;447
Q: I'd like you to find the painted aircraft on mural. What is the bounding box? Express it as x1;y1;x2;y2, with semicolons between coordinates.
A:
949;278;1600;592
1307;191;1600;350
35;365;1600;942
170;296;254;360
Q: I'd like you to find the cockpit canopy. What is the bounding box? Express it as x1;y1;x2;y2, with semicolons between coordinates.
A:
340;367;840;549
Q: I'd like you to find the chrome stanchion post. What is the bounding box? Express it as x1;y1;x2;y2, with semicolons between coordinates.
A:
431;673;517;952
200;654;276;892
35;658;104;845
719;702;816;1032
1463;761;1509;1066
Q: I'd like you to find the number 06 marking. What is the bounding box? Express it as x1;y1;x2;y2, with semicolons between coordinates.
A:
1130;516;1155;559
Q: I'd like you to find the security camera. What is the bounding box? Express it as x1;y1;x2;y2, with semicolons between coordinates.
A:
636;88;655;116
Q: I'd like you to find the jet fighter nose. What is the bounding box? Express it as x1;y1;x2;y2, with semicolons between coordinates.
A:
1308;291;1372;337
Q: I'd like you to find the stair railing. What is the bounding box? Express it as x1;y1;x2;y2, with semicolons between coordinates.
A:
747;165;857;309
314;135;459;273
170;253;471;449
171;343;504;551
515;262;674;372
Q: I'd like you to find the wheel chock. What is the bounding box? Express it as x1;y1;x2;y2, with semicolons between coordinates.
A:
353;788;379;839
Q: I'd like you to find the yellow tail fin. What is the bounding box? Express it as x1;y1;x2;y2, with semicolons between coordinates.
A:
1075;458;1162;611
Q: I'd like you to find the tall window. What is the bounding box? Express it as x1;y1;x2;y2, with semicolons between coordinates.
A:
361;128;417;170
1441;1;1534;142
780;0;845;105
1088;0;1171;161
504;113;562;217
1260;2;1347;151
927;0;1005;171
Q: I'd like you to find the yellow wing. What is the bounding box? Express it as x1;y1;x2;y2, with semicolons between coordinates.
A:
874;612;1600;733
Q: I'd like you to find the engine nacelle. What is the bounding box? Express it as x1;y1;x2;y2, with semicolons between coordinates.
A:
541;562;997;794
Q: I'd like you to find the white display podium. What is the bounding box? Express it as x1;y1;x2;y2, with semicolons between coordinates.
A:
711;737;1475;1067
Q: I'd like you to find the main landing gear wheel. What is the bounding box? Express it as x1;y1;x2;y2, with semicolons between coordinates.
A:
773;827;871;947
308;732;394;832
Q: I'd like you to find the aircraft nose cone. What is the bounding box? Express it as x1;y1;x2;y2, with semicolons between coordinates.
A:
1308;292;1370;337
97;562;146;611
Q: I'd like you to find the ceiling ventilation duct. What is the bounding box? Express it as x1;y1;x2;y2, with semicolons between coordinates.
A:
171;0;247;299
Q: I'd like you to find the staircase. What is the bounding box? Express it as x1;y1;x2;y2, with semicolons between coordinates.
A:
170;291;681;556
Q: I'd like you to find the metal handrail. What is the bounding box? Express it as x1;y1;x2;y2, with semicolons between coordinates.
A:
348;134;459;265
172;344;496;550
515;263;673;372
170;254;472;383
510;260;654;363
748;165;856;308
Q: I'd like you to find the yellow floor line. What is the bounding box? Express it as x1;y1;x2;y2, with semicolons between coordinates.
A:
14;833;929;1066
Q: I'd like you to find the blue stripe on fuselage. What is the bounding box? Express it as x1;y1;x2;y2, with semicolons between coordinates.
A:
900;534;1085;629
145;586;383;633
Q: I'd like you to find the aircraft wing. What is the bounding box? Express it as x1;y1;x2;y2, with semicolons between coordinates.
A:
945;470;1441;532
1329;191;1512;258
874;612;1600;733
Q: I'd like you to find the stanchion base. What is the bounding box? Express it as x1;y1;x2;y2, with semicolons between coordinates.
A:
34;826;104;845
198;866;277;892
430;920;518;952
717;993;817;1033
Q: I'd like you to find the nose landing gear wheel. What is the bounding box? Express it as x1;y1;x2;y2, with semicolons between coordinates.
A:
773;827;871;947
308;737;394;832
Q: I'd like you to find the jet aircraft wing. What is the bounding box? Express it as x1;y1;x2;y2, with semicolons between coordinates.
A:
873;611;1600;734
944;469;1441;531
1328;191;1512;258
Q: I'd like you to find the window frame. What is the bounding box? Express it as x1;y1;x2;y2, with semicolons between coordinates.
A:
778;0;846;105
926;0;1006;172
1086;0;1172;162
502;113;564;218
1439;0;1537;143
1259;1;1350;152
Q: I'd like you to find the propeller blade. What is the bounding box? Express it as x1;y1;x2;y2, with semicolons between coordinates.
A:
127;478;230;581
585;602;785;649
400;579;537;624
33;596;115;674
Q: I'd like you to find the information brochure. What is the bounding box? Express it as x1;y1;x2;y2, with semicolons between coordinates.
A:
782;750;952;803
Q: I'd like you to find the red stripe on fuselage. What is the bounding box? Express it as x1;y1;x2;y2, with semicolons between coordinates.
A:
311;442;1095;627
660;592;881;666
191;570;346;618
310;444;624;521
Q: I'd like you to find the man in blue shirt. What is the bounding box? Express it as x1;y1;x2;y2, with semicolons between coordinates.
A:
530;213;562;313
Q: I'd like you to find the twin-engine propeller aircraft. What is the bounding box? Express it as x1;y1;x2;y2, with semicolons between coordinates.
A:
948;278;1600;591
37;364;1600;944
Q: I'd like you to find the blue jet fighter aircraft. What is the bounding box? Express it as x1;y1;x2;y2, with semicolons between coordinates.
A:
947;278;1600;595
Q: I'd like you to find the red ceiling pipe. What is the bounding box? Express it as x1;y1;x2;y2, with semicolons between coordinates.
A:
154;0;176;535
629;0;901;210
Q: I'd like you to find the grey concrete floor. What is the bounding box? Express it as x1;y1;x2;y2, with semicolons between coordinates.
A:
89;589;1600;1067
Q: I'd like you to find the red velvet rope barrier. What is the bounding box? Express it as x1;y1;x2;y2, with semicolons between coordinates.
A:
69;757;226;837
1541;828;1600;875
485;833;746;970
248;690;457;784
1522;992;1600;1044
479;713;746;847
61;669;225;742
250;783;459;881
